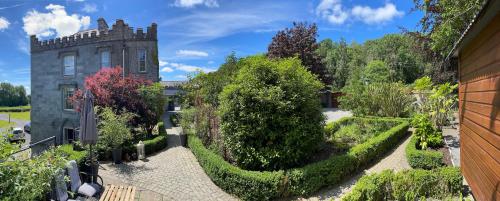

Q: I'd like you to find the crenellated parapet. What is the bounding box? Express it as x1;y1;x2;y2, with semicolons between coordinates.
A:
30;19;157;52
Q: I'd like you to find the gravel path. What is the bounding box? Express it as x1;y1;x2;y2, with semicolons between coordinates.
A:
294;133;412;201
99;112;237;201
322;108;352;123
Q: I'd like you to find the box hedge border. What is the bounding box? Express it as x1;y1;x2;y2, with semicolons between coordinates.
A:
405;134;444;169
342;167;462;201
188;117;410;200
123;121;168;157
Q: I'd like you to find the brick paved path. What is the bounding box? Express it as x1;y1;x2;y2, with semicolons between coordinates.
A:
99;112;237;201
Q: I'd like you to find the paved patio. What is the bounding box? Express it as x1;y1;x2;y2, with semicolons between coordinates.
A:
99;112;237;201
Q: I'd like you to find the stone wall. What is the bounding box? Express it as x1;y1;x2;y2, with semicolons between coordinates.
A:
30;18;159;147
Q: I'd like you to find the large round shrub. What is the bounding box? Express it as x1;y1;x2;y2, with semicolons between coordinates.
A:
219;55;324;171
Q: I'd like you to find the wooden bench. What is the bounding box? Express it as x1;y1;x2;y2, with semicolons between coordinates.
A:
99;185;136;201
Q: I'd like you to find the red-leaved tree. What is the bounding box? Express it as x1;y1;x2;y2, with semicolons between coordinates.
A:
70;67;158;134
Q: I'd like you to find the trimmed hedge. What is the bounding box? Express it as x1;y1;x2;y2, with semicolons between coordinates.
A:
123;122;168;157
342;167;462;201
188;117;410;200
188;134;285;201
288;117;410;196
406;134;444;169
0;105;30;112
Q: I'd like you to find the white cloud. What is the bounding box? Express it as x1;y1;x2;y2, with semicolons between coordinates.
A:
0;17;10;30
162;61;215;72
316;0;403;25
23;4;91;37
82;3;98;13
173;0;219;8
316;0;348;24
176;50;209;57
161;67;174;72
351;3;404;24
159;59;168;67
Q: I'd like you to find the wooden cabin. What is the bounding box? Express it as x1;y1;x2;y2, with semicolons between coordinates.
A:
450;0;500;200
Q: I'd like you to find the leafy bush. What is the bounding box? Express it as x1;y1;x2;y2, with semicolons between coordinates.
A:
340;82;414;117
188;133;285;201
219;55;325;170
342;167;462;201
56;144;88;166
120;121;168;158
406;134;444;169
0;149;67;200
413;76;433;91
170;113;180;127
412;114;443;149
97;107;134;149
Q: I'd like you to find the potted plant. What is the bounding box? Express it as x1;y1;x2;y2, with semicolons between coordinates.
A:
98;107;133;164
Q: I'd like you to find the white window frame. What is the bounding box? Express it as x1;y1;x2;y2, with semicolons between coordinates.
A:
62;87;75;111
137;49;147;72
100;50;111;68
63;55;76;76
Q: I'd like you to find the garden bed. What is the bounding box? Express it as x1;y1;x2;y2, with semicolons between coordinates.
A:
188;117;410;201
405;134;445;169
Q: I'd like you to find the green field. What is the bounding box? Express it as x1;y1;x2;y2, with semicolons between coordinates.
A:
0;120;14;128
3;112;30;121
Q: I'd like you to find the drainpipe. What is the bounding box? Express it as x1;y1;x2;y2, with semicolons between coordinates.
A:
122;42;125;79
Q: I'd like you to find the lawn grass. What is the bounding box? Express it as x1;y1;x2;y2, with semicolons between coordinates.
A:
0;120;15;128
1;111;30;121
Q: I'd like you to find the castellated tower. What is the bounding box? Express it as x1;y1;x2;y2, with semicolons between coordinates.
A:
30;18;159;149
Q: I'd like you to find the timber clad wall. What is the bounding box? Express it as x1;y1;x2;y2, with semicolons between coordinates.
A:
459;13;500;201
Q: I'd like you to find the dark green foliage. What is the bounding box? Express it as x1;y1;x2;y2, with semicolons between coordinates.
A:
187;133;285;201
0;83;29;107
316;38;352;90
342;167;462;201
170;113;180;127
406;134;444;169
340;82;414;117
219;55;324;170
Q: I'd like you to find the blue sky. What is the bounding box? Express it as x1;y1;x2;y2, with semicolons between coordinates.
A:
0;0;423;93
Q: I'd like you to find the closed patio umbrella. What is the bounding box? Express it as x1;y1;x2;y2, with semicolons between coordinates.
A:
79;90;97;145
79;89;99;184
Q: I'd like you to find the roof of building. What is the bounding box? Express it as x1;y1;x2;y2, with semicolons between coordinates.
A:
448;0;500;59
160;81;187;88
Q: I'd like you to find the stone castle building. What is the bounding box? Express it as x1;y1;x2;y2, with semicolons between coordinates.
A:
30;18;159;146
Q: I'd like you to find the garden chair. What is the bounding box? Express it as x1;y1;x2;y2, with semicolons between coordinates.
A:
53;169;82;201
66;160;103;199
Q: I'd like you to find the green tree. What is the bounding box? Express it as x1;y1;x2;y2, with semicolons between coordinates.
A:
139;82;168;135
219;55;324;170
363;60;390;84
317;38;352;90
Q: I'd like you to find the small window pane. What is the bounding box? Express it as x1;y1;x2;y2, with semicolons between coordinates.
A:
63;87;75;110
101;51;111;68
138;49;146;72
64;55;75;76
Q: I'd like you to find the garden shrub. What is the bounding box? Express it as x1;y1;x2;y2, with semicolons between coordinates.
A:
189;117;409;200
56;144;88;166
412;114;443;149
340;82;414;117
0;105;30;112
219;55;325;170
188;133;285;201
342;167;462;201
286;118;410;196
406;134;444;169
